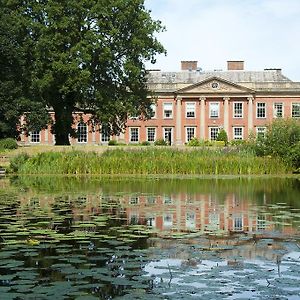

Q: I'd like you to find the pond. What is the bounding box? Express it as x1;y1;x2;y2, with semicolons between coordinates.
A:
0;176;299;299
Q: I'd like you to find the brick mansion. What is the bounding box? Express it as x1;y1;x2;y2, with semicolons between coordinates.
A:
21;60;300;145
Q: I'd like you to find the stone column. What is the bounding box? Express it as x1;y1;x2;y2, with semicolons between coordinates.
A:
247;96;254;135
223;97;230;135
200;97;206;140
175;96;182;145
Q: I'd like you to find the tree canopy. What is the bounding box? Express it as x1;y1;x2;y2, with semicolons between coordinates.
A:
0;0;165;144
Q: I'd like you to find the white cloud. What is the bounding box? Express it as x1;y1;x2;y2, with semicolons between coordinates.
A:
145;0;300;80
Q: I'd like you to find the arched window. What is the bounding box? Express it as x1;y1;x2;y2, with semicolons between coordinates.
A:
77;122;87;143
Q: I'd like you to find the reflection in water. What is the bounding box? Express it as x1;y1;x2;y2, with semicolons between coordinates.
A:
0;176;299;299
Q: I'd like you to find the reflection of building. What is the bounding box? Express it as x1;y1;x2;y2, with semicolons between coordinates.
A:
20;60;300;145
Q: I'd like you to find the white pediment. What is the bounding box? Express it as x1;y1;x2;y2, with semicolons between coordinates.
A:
176;77;255;94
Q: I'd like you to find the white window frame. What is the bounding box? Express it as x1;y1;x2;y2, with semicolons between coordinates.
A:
101;127;110;143
273;102;283;118
256;127;266;139
186;211;196;229
233;127;243;140
292;103;300;118
146;127;156;142
130;127;139;143
163;214;173;228
186;102;196;118
77;122;88;143
209;102;220;118
256;102;266;118
233;215;243;231
30;131;40;143
186;127;196;143
233;102;243;118
209;127;219;141
163;102;173;119
150;103;156;119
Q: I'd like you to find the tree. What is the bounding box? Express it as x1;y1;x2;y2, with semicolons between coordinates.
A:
0;2;50;139
1;0;165;145
217;129;228;145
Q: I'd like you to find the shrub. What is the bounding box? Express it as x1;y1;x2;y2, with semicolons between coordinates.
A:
0;138;18;149
154;139;168;146
258;118;300;158
216;129;228;146
10;153;30;172
287;141;300;172
230;140;246;146
108;140;118;146
141;141;151;146
187;138;201;147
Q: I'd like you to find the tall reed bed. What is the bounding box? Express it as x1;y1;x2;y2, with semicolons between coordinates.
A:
11;148;290;175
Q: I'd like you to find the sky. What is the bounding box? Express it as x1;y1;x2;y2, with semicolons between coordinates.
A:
144;0;300;81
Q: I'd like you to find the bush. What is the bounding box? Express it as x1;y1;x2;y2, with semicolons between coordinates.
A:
216;129;228;146
0;138;18;149
10;153;30;172
154;139;168;146
287;141;300;172
258;118;300;158
187;138;201;147
141;141;151;146
108;140;118;146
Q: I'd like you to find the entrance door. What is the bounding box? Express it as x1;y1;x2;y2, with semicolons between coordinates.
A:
163;128;173;145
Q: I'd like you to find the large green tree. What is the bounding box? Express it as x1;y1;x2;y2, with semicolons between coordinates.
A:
0;3;49;139
1;0;165;145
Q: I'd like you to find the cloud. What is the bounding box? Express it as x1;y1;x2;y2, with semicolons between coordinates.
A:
145;0;300;80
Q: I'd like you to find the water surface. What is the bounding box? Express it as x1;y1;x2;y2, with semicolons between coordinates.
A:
0;176;299;299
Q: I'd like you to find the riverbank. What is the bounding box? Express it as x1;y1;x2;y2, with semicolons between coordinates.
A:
9;148;291;175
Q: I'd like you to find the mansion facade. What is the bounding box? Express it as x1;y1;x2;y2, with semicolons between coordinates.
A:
21;60;300;145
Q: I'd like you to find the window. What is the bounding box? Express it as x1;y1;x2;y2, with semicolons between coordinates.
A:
147;128;156;142
130;196;139;205
101;127;110;142
256;127;266;139
209;127;219;141
186;212;196;229
257;215;266;230
30;131;40;143
208;213;220;231
233;215;243;231
233;127;243;140
150;103;156;118
186;102;196;118
163;195;172;204
163;103;173;118
147;216;156;227
130;128;139;142
77;122;87;143
163;128;173;144
274;103;283;118
163;214;173;228
233;102;243;118
256;103;266;118
292;103;300;118
147;196;156;204
209;102;219;118
186;127;196;142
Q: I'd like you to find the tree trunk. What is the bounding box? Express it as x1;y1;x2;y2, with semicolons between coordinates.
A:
53;105;74;145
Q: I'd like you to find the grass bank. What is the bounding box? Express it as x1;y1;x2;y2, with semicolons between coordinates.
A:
10;148;291;175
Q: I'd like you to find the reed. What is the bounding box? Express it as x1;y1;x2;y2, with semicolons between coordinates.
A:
11;148;291;175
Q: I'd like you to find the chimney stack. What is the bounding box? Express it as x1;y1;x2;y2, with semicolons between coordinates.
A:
181;61;198;71
227;60;244;70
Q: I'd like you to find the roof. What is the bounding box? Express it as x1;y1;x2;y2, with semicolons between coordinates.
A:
146;70;300;93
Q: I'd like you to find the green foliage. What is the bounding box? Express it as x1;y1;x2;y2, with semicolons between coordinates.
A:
0;138;18;149
9;153;30;172
141;141;151;146
108;140;118;146
1;0;165;144
216;129;228;145
154;139;168;146
255;119;300;171
187;138;201;147
12;149;290;175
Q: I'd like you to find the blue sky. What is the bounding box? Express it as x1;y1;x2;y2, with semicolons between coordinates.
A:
144;0;300;81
